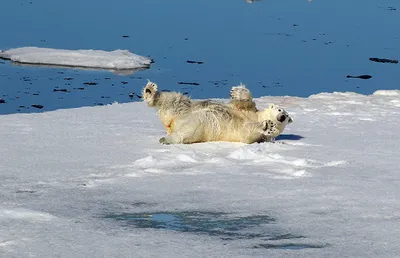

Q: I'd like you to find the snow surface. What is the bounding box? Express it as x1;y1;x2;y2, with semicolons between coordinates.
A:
0;47;152;70
1;90;400;257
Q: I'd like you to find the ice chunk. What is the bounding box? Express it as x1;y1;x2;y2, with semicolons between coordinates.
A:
0;47;152;70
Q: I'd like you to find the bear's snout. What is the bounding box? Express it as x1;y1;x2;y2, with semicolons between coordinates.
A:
277;114;287;123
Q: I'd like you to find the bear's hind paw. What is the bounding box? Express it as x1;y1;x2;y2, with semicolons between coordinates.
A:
159;137;171;145
229;85;252;101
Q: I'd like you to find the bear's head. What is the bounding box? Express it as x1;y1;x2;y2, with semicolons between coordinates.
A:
258;104;293;134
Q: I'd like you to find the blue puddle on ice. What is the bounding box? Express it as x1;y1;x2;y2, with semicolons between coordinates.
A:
104;211;275;239
104;211;327;250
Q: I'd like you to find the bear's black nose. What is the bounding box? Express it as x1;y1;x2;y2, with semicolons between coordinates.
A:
278;114;286;123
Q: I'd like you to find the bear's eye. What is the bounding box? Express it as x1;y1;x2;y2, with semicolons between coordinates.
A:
278;109;282;112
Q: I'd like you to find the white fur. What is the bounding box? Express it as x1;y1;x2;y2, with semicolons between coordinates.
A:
228;84;293;135
142;81;281;144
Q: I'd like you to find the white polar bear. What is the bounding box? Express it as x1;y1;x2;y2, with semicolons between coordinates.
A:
142;81;292;144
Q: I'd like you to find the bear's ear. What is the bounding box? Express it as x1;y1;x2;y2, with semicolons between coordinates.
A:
269;104;275;109
288;116;294;123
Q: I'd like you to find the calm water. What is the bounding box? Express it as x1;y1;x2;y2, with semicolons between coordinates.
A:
0;0;399;114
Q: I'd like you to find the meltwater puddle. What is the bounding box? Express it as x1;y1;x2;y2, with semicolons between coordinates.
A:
104;211;275;239
103;211;328;250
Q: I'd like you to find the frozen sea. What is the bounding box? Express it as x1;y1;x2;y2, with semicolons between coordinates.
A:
1;90;400;257
1;0;400;257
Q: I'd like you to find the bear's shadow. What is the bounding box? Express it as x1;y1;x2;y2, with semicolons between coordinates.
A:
276;134;304;141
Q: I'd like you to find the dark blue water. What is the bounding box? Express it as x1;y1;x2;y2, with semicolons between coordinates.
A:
1;0;399;114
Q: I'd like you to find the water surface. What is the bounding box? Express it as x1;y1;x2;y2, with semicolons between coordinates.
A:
0;0;398;114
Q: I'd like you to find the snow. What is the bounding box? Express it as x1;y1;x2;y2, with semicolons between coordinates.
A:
1;90;400;257
0;47;152;70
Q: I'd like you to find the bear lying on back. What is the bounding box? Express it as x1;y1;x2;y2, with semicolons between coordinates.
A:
142;81;293;144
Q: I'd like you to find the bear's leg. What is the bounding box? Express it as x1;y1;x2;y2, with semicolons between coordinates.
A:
159;134;181;145
159;131;199;145
241;119;279;144
229;85;257;112
142;81;159;107
230;84;252;101
159;120;202;144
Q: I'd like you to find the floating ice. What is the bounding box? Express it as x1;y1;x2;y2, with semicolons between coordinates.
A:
0;47;152;70
373;90;400;96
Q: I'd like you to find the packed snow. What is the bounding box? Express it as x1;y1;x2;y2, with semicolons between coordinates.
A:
0;90;400;257
0;47;152;70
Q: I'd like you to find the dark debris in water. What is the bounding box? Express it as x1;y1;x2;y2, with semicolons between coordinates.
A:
369;57;398;64
208;80;228;87
187;60;204;64
0;98;5;104
84;82;98;86
31;104;44;109
178;82;200;86
277;33;292;37
53;88;69;92
346;74;372;80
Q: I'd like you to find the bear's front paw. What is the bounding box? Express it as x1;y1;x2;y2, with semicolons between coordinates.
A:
262;119;276;131
262;120;280;140
265;127;280;139
142;81;158;99
159;137;171;145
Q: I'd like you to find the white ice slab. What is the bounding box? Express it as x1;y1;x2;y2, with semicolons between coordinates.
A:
0;47;152;70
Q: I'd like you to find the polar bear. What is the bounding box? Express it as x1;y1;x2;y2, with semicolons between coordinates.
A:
228;84;293;134
142;81;281;144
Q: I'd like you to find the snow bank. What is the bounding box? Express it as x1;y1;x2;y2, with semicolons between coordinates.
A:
0;90;400;257
0;47;152;70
